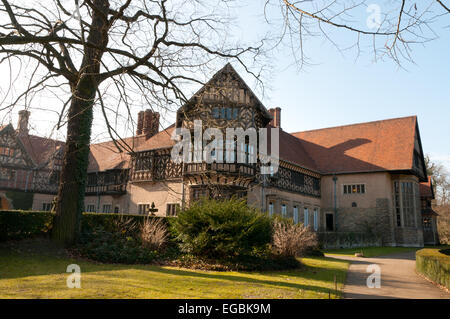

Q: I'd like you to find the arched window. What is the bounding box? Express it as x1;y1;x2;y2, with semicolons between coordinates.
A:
281;204;287;218
268;202;274;217
293;206;299;224
304;207;309;226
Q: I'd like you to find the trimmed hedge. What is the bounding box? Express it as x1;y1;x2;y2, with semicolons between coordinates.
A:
0;210;169;242
0;210;53;241
416;248;450;289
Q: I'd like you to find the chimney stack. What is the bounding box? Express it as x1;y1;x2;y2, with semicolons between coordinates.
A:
136;111;144;135
137;109;160;139
268;107;281;128
17;110;30;135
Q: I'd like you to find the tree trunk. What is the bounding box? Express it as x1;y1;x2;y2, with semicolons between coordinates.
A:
52;0;110;246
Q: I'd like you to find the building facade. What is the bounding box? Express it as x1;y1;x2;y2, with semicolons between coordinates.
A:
0;64;439;247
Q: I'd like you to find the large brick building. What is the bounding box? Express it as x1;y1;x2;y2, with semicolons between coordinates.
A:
0;64;440;246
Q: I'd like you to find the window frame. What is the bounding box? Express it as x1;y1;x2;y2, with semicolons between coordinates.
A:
343;183;366;195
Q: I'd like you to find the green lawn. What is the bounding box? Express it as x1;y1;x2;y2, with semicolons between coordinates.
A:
323;246;421;258
0;240;349;299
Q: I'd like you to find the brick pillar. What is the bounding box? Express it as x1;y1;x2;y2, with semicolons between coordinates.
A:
268;107;281;128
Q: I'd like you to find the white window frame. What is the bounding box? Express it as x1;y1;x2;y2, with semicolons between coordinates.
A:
343;183;366;195
137;203;150;215
293;206;299;224
86;204;96;213
102;204;112;213
281;204;287;218
268;202;274;217
166;203;179;217
304;207;309;226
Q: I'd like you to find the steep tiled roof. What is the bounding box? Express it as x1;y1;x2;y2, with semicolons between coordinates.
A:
419;177;434;199
88;135;148;172
276;127;318;172
17;134;65;167
134;125;176;152
291;116;418;174
88;126;176;172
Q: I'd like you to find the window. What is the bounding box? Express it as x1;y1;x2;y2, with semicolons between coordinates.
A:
166;203;179;217
212;107;220;119
268;202;274;217
192;187;208;201
138;204;150;215
313;208;319;231
293;206;299;224
86;204;96;213
114;206;120;214
42;203;52;211
225;139;235;163
281;204;287;218
393;181;417;227
102;204;112;213
304;208;309;226
211;107;239;120
343;184;365;194
422;217;432;231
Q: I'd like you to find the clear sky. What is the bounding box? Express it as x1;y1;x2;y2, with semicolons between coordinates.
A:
0;1;449;170
233;1;450;171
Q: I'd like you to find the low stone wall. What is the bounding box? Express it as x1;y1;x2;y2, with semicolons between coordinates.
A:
416;248;450;289
318;231;382;249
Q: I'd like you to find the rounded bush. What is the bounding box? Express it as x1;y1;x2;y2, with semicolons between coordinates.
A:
171;198;272;259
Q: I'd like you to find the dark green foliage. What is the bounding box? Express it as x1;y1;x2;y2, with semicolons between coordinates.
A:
4;191;34;210
75;227;157;264
416;248;450;289
0;210;53;241
170;199;273;259
170;253;300;271
0;210;170;242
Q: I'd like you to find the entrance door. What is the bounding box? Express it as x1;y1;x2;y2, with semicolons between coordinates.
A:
326;213;334;231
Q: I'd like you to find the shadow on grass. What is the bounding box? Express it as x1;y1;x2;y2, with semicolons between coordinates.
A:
0;239;348;297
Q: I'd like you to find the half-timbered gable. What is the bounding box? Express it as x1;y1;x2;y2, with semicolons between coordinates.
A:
0;124;35;192
176;63;272;131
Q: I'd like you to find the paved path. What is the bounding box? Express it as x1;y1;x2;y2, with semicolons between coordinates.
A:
327;251;450;299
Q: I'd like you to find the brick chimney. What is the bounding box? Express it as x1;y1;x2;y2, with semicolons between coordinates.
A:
268;107;281;128
136;111;144;135
141;109;160;139
17;110;30;135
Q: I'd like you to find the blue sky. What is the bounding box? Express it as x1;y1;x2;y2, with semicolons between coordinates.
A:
233;1;450;170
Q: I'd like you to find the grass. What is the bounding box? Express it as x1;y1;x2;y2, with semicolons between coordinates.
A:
323;246;421;258
0;239;349;299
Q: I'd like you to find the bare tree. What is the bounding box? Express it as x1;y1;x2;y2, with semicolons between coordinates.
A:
268;0;450;68
0;0;263;245
425;155;450;205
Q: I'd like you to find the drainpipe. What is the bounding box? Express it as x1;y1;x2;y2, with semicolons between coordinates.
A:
181;163;186;210
333;174;338;231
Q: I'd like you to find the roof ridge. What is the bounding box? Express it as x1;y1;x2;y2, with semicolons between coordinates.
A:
291;115;417;135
